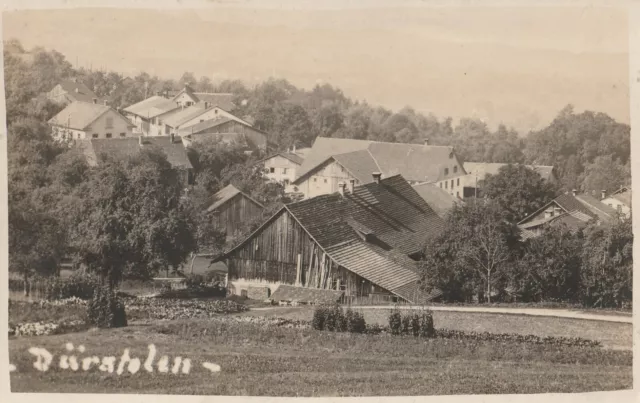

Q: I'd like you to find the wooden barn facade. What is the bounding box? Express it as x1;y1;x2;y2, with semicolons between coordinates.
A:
215;174;446;304
206;184;265;237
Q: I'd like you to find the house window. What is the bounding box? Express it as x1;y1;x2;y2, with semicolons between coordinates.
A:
284;179;290;185
313;178;317;182
451;180;454;188
444;168;449;176
106;133;112;138
269;167;275;173
106;117;114;128
617;205;622;213
120;132;126;137
283;168;288;174
92;133;99;138
456;191;460;198
214;109;218;114
457;178;460;186
324;179;328;183
454;166;458;173
439;182;442;188
445;181;448;189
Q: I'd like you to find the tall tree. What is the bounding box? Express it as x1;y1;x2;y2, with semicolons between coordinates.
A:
481;164;558;222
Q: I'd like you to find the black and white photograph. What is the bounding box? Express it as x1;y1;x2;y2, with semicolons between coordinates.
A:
2;0;636;398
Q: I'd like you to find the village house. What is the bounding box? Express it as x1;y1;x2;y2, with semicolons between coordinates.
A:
517;190;618;238
213;174;445;304
411;183;464;219
162;103;252;135
170;85;236;111
178;116;268;152
76;134;194;186
292;137;467;200
257;146;310;192
601;187;632;218
48;100;135;141
206;184;266;239
46;78;101;105
122;95;182;136
461;162;558;199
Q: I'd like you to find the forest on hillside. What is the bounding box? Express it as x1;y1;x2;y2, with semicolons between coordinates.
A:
3;39;631;194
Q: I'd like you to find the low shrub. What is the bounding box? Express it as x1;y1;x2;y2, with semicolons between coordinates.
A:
435;328;601;348
387;309;435;338
87;286;127;328
388;309;403;335
312;304;367;333
44;272;99;300
125;298;248;320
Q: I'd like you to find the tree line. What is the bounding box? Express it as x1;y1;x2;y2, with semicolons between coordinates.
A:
4;39;631;194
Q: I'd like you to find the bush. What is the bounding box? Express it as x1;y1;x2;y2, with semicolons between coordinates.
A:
183;274;205;290
87;286;127;328
312;304;366;333
418;311;435;338
44;272;99;300
388;308;403;335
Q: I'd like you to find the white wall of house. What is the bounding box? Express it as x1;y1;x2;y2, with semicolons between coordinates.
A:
51;126;87;141
228;278;283;297
297;160;356;199
263;156;300;184
85;109;133;139
435;174;465;199
173;92;197;108
601;196;630;217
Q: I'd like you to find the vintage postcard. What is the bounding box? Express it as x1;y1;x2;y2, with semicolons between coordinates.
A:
1;0;637;400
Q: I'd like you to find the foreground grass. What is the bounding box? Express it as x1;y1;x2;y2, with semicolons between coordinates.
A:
9;318;631;396
240;307;632;350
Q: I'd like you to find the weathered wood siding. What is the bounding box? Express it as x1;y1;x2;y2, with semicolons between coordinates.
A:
225;209;391;298
212;193;264;235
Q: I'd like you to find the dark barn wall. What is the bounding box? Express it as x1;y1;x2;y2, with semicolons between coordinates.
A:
225;209;391;298
212;193;264;236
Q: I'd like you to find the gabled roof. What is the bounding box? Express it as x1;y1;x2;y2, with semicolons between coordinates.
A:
463;162;556;182
412;183;464;218
177;116;264;136
78;136;193;170
609;187;631;206
518;192;617;225
56;80;99;103
48;101;125;130
171;88;236;111
294;137;463;184
206;184;264;212
258;151;305;166
123;96;179;119
167;104;253;130
219;175;445;303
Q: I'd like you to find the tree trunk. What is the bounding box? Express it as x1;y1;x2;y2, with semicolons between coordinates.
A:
190;253;197;275
486;270;491;304
23;272;30;297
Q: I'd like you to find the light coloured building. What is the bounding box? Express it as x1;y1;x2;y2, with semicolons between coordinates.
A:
48;101;135;141
122;95;182;136
257;147;307;192
601;187;631;218
292;137;466;200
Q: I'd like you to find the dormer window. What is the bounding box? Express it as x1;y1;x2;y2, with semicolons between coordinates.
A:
444;168;449;176
453;166;458;173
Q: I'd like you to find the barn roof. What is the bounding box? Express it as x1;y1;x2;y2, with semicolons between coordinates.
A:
518;192;617;226
411;183;464;218
218;174;445;303
78;136;193;169
171;88;236;111
294;137;463;184
123;96;179;119
206;184;264;212
48;101;118;130
463;162;556;182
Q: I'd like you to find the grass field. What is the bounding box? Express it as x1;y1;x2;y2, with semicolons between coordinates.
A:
9;312;632;396
240;307;633;350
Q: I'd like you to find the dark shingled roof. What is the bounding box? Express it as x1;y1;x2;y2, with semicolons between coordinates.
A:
519;192;617;226
78;136;193;170
56;80;99;103
222;175;445;304
412;183;464;218
269;285;344;304
206;184;264;212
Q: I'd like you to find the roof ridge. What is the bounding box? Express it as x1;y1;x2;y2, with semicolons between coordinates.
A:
365;147;383;173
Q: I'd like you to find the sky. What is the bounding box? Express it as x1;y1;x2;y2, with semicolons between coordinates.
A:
1;4;630;132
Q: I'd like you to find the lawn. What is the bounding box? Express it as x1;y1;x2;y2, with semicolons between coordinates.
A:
239;307;633;350
8;315;632;396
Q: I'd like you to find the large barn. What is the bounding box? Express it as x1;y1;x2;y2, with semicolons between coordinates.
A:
214;174;445;304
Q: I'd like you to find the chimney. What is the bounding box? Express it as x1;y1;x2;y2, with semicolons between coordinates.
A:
92;98;97;104
601;190;606;200
75;88;80;93
424;138;429;146
103;100;108;106
204;101;210;109
338;182;346;196
293;144;297;153
348;179;355;193
372;172;382;184
138;135;143;146
170;133;175;143
571;189;577;196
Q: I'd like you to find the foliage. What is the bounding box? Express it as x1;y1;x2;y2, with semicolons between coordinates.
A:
481;164;558;222
387;309;435;337
434;329;600;348
87;285;128;328
125;297;248;320
183;274;206;289
580;219;633;308
421;201;521;302
513;225;582;302
387;308;403;335
311;304;366;333
44;272;100;300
